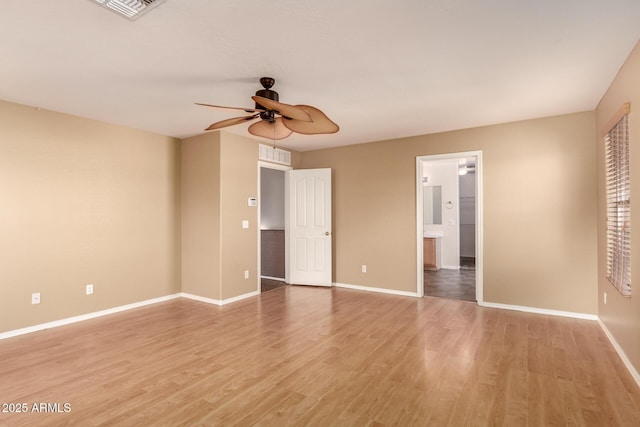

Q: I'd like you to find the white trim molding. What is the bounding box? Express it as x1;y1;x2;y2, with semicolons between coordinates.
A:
258;160;292;172
478;301;598;320
334;282;419;298
597;318;640;389
220;290;260;305
0;294;182;340
260;275;285;282
180;290;260;306
257;161;293;294
1;291;264;340
416;150;484;303
180;293;222;306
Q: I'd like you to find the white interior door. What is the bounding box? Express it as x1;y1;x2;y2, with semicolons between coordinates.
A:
285;168;332;286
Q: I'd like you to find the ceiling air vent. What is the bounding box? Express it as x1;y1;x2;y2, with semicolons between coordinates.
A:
259;144;291;166
91;0;165;21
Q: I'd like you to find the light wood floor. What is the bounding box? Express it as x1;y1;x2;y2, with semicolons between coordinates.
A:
1;286;639;426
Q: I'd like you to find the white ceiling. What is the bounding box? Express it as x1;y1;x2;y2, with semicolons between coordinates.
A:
1;0;639;151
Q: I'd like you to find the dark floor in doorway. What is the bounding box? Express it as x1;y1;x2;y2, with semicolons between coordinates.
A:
424;257;476;302
261;278;288;293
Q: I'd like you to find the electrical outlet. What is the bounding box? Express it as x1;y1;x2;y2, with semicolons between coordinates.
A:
31;292;40;304
86;284;94;295
242;220;249;229
604;292;607;304
362;265;367;273
244;270;249;279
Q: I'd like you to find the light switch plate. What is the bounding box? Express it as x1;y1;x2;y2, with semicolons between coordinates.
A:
242;220;249;229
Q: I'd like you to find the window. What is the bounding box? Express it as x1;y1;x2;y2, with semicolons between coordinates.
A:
605;111;631;296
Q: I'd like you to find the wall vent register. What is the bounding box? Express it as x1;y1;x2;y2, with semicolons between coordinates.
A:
259;144;291;166
90;0;165;20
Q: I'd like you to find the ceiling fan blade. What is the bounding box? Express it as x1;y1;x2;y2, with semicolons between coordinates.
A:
248;117;293;140
196;102;263;113
281;105;339;135
251;96;312;122
206;114;259;131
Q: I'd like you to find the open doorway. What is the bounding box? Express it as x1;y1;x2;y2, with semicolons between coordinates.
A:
416;151;483;303
258;162;290;293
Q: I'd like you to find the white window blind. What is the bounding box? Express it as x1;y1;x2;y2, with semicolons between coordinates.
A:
605;114;631;296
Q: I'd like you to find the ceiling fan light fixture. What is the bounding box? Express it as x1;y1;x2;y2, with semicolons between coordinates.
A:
90;0;165;20
197;77;338;139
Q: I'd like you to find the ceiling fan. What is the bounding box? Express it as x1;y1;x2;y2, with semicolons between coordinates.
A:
196;77;339;140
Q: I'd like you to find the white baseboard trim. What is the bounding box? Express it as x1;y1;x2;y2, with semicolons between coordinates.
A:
597;318;640;389
180;293;222;305
334;282;419;298
223;290;260;304
180;290;260;306
478;301;598;320
260;275;285;281
0;294;182;340
1;290;264;340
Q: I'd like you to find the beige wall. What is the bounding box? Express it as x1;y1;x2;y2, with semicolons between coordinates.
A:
181;131;267;301
301;111;598;314
0;100;181;333
219;133;261;299
596;41;640;372
181;132;221;300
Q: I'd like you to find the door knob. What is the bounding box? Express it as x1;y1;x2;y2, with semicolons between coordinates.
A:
325;231;331;236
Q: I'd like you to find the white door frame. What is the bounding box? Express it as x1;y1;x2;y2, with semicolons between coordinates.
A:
257;161;292;292
416;151;483;303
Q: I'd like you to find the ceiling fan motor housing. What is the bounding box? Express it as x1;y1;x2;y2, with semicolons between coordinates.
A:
255;88;278;102
255;77;278;121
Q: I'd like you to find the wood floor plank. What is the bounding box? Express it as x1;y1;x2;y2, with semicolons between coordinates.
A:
1;287;639;426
